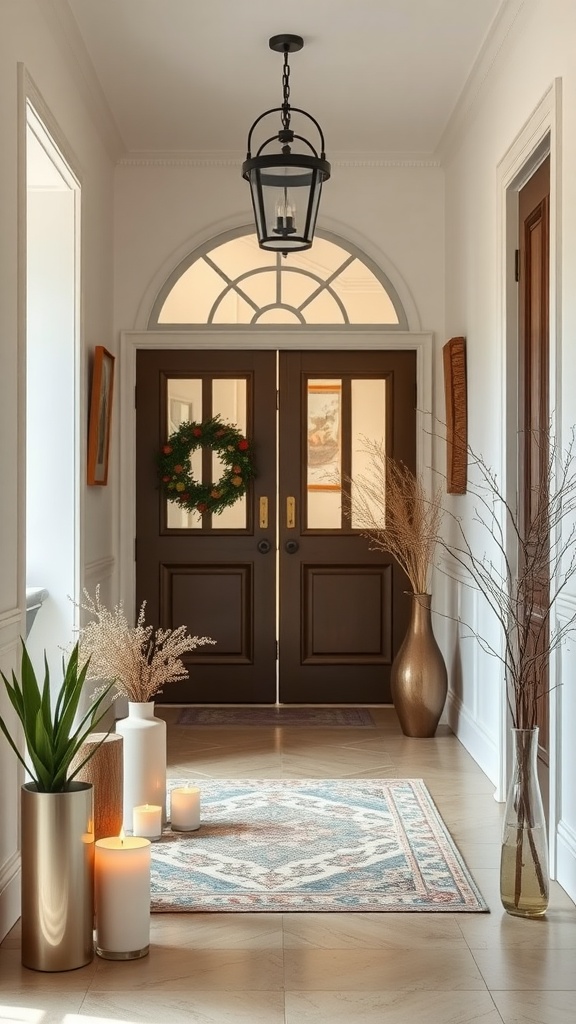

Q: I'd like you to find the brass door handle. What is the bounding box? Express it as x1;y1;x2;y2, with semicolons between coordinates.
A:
259;497;269;529
286;496;296;529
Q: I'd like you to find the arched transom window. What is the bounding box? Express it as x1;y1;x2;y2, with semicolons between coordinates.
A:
149;230;407;328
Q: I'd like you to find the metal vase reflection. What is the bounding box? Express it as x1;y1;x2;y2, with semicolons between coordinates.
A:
391;593;448;737
21;782;94;971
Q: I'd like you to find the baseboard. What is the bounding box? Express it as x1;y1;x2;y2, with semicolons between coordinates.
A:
0;852;21;943
446;691;499;792
557;819;576;904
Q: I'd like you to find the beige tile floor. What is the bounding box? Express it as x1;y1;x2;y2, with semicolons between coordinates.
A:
2;706;576;1023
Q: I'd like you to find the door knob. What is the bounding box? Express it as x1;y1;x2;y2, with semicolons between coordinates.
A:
257;538;272;554
285;540;299;554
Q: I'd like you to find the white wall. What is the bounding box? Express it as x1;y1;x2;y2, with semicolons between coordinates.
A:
0;0;117;940
438;0;576;899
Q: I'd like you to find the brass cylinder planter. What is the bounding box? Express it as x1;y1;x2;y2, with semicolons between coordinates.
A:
391;593;448;737
21;782;95;972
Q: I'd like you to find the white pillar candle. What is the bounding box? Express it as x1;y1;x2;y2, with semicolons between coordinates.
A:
133;803;162;840
95;836;151;960
170;785;201;831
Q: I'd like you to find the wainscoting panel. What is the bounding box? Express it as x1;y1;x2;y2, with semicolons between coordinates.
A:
0;614;23;941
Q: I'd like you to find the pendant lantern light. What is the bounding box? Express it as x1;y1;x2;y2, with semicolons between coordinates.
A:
242;34;331;255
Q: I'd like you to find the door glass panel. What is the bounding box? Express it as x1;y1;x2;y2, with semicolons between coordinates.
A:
306;378;342;529
212;378;248;529
351;378;386;529
166;378;203;529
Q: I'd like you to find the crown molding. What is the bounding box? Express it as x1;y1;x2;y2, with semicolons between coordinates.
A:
38;0;125;162
436;0;529;162
117;150;441;169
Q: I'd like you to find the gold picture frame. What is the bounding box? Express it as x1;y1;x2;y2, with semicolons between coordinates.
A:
87;346;115;485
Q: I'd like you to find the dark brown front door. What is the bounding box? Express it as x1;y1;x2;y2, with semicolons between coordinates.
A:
518;155;550;812
278;350;416;703
136;349;277;702
136;348;417;704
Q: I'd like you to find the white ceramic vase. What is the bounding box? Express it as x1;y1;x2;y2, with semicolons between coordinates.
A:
115;702;166;832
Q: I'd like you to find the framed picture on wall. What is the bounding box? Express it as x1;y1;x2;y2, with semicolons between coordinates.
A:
442;336;467;494
87;346;115;485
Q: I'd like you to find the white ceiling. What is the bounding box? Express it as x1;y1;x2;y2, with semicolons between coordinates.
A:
66;0;505;157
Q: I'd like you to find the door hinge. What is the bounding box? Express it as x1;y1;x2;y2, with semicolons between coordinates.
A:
515;249;520;283
276;640;279;660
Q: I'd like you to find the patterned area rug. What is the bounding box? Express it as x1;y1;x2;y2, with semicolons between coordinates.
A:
175;707;376;727
150;779;488;913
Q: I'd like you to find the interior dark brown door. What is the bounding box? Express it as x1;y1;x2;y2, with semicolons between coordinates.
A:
278;350;417;704
518;155;550;813
136;349;277;703
136;347;417;705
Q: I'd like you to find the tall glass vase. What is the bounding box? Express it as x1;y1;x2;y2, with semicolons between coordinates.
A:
115;702;166;833
391;592;447;737
500;726;549;917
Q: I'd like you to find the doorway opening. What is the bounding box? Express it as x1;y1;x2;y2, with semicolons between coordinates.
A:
25;103;81;684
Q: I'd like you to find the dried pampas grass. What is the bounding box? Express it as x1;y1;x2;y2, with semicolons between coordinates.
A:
349;438;442;595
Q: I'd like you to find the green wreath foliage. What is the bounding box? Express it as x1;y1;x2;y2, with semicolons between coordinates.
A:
158;416;255;516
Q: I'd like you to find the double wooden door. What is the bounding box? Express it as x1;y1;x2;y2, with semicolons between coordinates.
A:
136;348;416;704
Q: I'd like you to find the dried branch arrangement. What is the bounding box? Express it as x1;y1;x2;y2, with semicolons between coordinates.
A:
441;430;576;729
348;438;443;594
78;587;215;703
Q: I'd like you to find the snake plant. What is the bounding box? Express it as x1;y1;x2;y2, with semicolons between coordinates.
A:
0;640;113;792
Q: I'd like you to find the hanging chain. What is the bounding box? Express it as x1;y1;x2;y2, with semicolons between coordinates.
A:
281;49;291;131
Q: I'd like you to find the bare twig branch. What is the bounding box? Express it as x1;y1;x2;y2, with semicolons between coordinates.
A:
440;428;576;729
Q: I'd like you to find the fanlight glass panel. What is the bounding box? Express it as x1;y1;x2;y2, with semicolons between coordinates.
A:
158;262;222;323
281;271;319;308
211;291;254;324
256;308;302;324
208;234;273;276
236;271;277;308
331;261;399;324
153;233;403;327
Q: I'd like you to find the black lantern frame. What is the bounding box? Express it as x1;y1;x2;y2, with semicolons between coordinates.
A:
242;35;331;255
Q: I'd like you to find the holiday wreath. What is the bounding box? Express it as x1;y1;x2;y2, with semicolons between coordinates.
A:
158;416;255;516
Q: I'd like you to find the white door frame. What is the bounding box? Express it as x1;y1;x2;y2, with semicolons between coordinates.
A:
496;79;561;864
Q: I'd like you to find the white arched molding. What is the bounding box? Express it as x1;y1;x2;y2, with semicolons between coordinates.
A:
132;220;421;333
118;328;434;616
